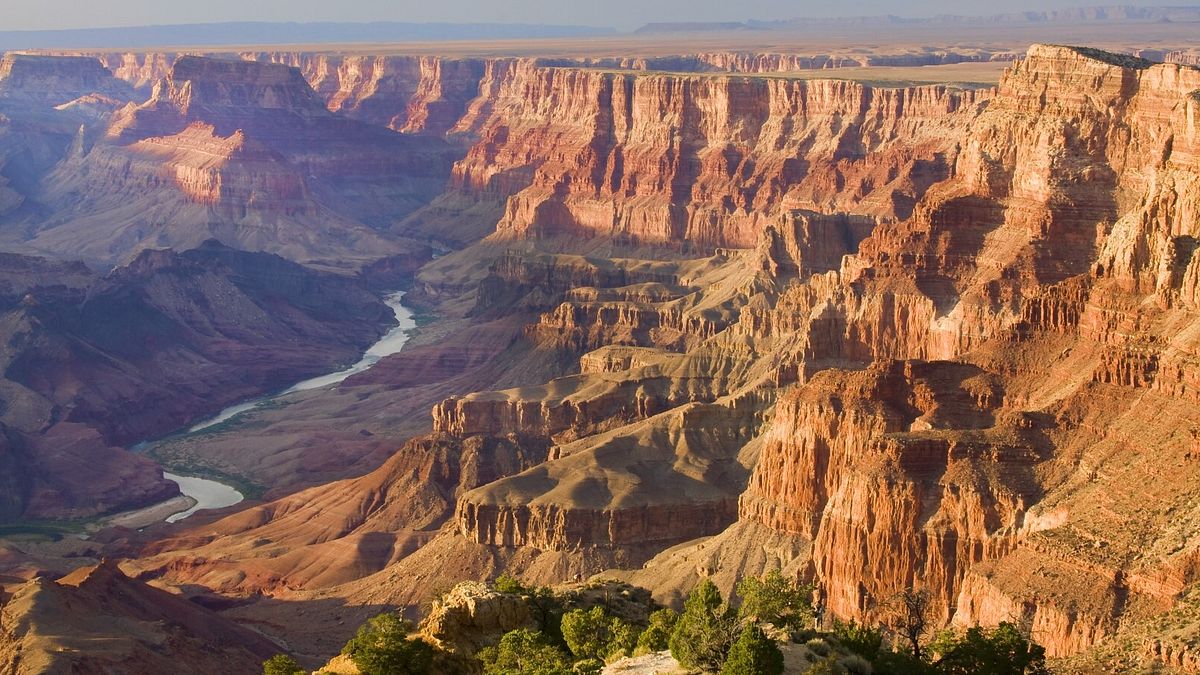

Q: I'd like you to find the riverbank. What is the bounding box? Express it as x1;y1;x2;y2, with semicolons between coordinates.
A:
136;291;416;523
163;473;242;523
188;291;415;433
102;495;197;530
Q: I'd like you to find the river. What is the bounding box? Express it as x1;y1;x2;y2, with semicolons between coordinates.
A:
157;291;415;522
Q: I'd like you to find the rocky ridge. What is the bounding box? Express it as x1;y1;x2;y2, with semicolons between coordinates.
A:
306;45;1200;665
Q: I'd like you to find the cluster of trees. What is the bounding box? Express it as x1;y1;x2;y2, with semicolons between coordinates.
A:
477;574;651;674
475;571;804;675
865;589;1049;675
474;575;1049;675
262;572;1048;675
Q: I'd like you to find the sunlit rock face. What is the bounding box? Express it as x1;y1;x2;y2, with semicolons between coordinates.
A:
444;59;983;249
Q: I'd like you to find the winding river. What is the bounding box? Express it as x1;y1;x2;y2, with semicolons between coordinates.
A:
158;291;415;522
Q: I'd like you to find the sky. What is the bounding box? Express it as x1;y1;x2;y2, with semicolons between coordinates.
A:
0;0;1181;31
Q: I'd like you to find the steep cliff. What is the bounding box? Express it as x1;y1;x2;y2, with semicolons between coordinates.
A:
246;52;490;134
649;45;1200;658
439;60;985;249
740;361;1040;624
0;55;137;233
0;54;133;106
405;44;1200;661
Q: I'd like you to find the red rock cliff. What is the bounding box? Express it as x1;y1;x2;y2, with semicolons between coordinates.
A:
446;60;986;248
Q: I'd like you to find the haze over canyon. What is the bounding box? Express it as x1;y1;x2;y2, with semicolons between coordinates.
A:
0;4;1199;674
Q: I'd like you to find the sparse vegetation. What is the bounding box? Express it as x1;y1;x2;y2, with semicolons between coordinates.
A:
832;619;884;661
262;654;304;675
929;622;1048;674
890;588;934;662
806;637;832;656
145;444;268;500
329;576;1050;675
838;653;874;675
635;608;679;654
493;572;528;594
0;521;84;542
571;657;605;674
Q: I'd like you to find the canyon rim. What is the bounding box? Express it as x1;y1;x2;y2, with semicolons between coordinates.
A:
1;4;1200;674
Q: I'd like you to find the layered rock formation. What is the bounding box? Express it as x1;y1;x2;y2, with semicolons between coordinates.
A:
11;42;1200;673
0;55;138;232
246;53;491;134
131;433;549;594
340;45;1200;662
0;53;132;106
438;60;985;249
621;45;1200;660
44;50;997;253
740;361;1040;624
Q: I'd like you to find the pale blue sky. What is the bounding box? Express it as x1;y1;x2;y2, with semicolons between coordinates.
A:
0;0;1178;31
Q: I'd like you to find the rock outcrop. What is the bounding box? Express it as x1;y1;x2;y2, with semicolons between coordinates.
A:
453;400;756;554
419;581;536;655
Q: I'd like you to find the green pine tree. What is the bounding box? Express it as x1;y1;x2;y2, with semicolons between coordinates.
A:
669;579;739;671
720;623;784;675
635;608;679;655
480;628;573;675
342;612;434;675
735;570;814;631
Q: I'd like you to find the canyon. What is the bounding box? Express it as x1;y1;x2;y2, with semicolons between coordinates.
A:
0;18;1199;674
0;241;398;522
